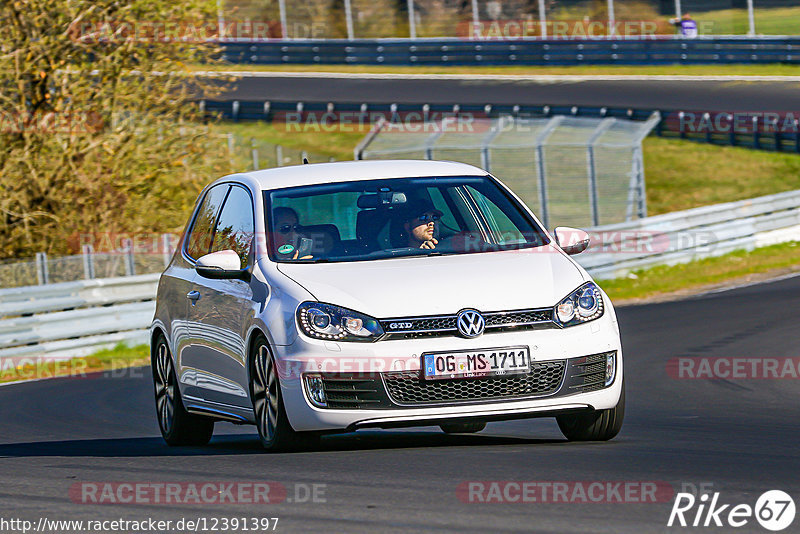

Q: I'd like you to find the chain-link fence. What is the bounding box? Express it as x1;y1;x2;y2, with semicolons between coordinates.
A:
219;0;796;39
0;240;176;289
356;113;660;229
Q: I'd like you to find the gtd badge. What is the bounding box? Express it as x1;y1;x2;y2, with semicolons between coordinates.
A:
457;309;485;338
389;322;413;330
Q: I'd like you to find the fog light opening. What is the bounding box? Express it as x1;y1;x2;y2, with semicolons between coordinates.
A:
304;374;327;407
605;352;616;386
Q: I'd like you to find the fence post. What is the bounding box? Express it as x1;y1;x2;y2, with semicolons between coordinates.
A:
124;238;136;276
746;0;755;37
227;132;235;171
607;0;615;37
251;138;259;170
278;0;288;39
538;0;547;38
161;234;174;267
82;244;95;280
344;0;354;40
35;252;49;285
407;0;417;39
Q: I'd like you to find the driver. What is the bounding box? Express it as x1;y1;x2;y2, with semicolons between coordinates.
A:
401;200;443;250
272;207;312;259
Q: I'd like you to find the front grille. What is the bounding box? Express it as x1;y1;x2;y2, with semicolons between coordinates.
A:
383;360;565;405
380;308;554;340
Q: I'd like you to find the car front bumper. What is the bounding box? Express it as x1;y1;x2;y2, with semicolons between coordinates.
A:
274;312;623;432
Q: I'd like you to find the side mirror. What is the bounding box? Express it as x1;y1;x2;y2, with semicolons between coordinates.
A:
553;227;590;255
195;250;249;280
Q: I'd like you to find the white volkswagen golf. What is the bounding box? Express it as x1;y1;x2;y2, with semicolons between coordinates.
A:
150;160;624;451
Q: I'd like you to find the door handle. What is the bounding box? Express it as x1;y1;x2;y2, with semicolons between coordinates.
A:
186;290;201;304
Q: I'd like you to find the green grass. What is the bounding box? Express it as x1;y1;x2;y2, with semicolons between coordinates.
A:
197;63;800;77
695;6;800;35
0;343;149;384
599;241;800;302
643;137;800;215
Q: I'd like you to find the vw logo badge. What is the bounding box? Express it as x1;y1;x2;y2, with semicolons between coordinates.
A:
457;309;485;338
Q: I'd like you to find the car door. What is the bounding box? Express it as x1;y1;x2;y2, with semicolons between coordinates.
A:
184;184;256;409
175;183;229;403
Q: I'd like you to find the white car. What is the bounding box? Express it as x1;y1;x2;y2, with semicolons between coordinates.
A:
150;160;624;451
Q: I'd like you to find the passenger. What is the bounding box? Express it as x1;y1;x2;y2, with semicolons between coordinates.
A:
400;200;443;250
272;207;312;259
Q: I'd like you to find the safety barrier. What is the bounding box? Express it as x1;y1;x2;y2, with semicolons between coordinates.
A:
0;274;158;363
219;37;800;66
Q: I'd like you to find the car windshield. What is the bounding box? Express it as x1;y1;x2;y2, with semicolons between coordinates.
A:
264;175;549;263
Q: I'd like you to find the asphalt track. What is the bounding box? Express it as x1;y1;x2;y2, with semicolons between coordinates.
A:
216;73;800;112
1;275;799;533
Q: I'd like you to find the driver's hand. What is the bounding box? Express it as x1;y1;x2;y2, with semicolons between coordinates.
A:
419;238;438;250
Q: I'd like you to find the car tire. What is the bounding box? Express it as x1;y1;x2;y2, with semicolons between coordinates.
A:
152;334;214;446
440;422;487;434
556;381;625;442
250;336;319;452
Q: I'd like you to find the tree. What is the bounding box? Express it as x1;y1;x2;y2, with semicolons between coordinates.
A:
0;0;232;258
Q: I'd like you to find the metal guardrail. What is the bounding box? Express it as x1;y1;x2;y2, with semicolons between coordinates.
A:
0;274;158;363
2;189;799;362
577;189;800;279
204;99;800;154
220;37;800;66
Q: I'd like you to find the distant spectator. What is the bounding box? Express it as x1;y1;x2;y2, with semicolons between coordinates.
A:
669;13;698;39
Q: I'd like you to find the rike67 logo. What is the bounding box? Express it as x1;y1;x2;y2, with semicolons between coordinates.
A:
668;490;795;531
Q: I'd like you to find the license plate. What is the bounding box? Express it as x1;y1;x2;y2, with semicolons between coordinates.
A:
422;347;530;380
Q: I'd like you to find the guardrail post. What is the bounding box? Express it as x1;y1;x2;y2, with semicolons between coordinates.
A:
82;244;95;280
703;113;712;144
679;111;686;139
752;116;761;150
35;252;49;285
231;100;240;122
728;114;736;146
276;145;284;166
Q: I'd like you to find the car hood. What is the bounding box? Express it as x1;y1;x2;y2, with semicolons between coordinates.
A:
276;246;586;318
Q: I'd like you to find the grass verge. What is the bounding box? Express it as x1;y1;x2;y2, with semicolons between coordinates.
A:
599;241;800;302
0;343;149;385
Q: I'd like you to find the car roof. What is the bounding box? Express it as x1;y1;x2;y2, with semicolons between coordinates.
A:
230;159;487;190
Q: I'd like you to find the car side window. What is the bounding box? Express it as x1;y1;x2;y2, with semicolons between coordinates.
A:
210;185;255;269
186;185;230;260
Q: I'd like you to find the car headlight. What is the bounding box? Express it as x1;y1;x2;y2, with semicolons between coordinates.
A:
296;302;384;342
554;282;604;327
